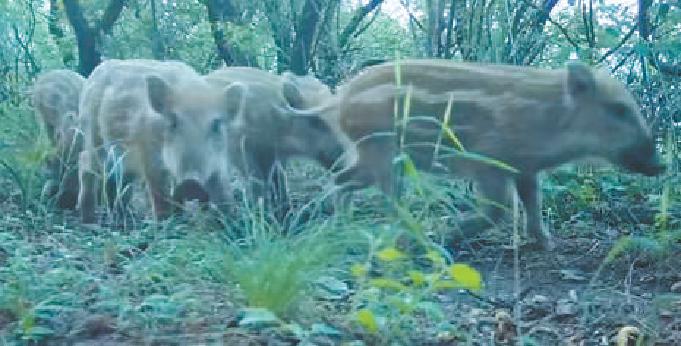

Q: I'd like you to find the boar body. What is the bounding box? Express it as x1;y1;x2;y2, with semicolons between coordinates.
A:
334;59;664;249
205;67;343;211
78;59;236;223
32;69;85;209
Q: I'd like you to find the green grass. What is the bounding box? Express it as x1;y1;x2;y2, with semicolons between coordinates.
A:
218;205;359;317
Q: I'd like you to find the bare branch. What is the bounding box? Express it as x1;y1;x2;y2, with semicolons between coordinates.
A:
338;0;384;49
597;25;636;64
96;0;127;35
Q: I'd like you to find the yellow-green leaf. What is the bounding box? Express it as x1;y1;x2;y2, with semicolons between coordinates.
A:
407;270;426;286
369;278;408;291
432;279;459;290
376;247;405;262
350;263;368;278
402;155;423;195
436;92;465;152
356;309;379;333
449;264;482;291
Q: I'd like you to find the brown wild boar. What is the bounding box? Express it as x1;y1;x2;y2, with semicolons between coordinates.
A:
32;69;85;209
332;59;665;249
78;59;238;223
204;67;343;212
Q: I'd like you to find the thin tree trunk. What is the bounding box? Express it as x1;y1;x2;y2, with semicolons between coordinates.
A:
62;0;127;76
290;0;325;75
149;0;165;59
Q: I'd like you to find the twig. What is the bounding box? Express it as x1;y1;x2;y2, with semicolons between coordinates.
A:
521;0;581;51
611;49;635;73
597;25;636;64
400;0;425;31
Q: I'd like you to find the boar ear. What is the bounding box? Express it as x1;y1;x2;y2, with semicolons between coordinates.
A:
223;82;246;119
566;62;596;98
282;79;305;109
146;75;171;114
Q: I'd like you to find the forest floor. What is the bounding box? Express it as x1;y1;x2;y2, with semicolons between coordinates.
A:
0;166;680;346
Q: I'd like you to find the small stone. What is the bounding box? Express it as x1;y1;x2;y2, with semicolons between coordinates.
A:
310;323;342;339
604;228;620;237
639;274;655;283
314;276;349;300
659;310;673;319
558;269;588;282
342;341;366;346
529;295;550;304
670;281;681;293
237;308;280;330
568;289;578;302
555;299;578;317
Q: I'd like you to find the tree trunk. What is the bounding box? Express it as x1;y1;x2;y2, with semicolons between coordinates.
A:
204;0;236;66
290;0;325;75
149;0;165;59
62;0;127;76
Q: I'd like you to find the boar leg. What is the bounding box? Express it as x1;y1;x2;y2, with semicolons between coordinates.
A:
362;137;398;197
42;157;78;209
328;137;394;214
55;167;80;210
515;173;554;250
104;172;134;221
453;169;511;243
141;155;172;221
78;150;99;224
264;160;290;219
475;170;512;224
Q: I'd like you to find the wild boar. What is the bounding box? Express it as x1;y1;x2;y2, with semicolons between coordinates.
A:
32;69;85;209
332;59;665;250
78;59;238;223
204;67;343;213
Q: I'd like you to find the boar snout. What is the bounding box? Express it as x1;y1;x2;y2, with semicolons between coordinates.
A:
617;140;666;176
173;179;210;204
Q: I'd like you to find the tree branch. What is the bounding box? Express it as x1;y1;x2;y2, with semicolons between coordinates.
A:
521;0;580;51
338;0;384;50
596;24;636;64
63;0;100;76
400;0;425;31
96;0;127;35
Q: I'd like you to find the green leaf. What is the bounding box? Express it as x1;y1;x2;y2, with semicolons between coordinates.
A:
356;309;379;333
407;270;426;286
369;278;408;291
376;247;405;261
449;264;483;291
350;263;368;277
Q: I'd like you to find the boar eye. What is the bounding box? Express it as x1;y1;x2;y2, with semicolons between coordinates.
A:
610;103;629;118
167;112;179;131
211;118;223;135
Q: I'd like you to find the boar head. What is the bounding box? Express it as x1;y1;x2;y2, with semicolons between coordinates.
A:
279;78;344;170
563;62;665;176
145;75;240;202
224;78;343;171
